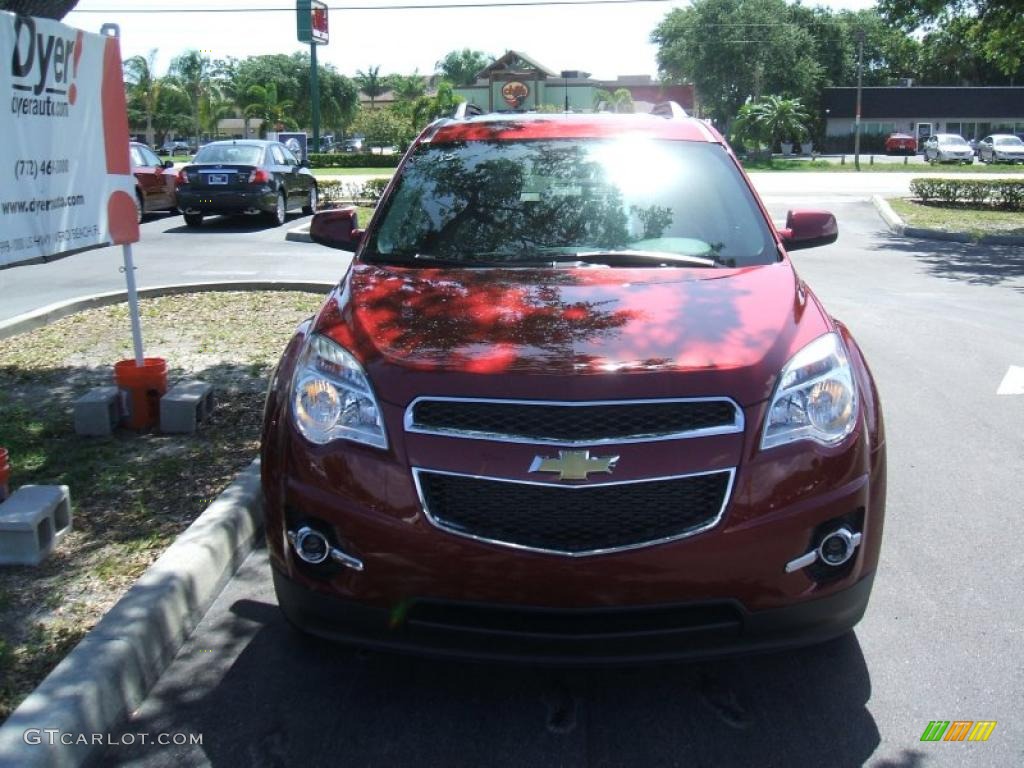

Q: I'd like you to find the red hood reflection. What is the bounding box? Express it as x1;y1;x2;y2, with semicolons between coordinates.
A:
313;262;830;406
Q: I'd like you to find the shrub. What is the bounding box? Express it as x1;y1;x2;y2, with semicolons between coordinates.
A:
909;178;1024;210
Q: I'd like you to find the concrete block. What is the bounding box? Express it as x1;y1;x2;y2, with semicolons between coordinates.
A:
160;380;215;434
0;485;72;566
73;386;120;436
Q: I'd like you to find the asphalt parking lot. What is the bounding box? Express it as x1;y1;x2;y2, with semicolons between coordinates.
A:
57;192;1022;767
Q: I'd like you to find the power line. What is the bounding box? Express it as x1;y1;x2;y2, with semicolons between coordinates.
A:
74;0;676;11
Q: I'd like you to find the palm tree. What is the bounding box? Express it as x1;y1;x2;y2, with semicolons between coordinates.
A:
593;88;634;114
388;72;426;103
435;49;493;86
169;50;216;148
753;96;810;149
124;50;162;146
244;83;297;134
355;65;386;109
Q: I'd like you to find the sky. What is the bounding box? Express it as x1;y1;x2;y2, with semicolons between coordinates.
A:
64;0;878;81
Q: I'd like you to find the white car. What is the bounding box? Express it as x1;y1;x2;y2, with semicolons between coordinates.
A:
923;134;974;164
977;134;1024;164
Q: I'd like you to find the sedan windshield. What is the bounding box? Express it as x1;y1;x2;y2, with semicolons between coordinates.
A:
996;137;1024;146
363;139;777;268
193;145;264;165
938;136;969;147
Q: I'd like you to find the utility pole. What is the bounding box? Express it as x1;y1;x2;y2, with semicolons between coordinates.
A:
854;29;864;172
311;41;320;153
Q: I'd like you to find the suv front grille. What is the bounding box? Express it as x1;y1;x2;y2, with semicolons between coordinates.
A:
406;398;742;444
414;469;733;555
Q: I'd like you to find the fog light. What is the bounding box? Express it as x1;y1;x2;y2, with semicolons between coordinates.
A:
293;526;330;564
818;528;856;566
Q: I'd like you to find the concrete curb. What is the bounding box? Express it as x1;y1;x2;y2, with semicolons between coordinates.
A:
871;195;1024;246
0;460;264;768
0;280;335;341
285;224;312;243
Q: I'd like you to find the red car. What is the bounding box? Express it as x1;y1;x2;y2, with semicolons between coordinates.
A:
884;133;917;155
130;142;178;222
261;105;887;662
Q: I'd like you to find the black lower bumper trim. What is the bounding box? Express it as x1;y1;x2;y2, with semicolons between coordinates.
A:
272;568;875;665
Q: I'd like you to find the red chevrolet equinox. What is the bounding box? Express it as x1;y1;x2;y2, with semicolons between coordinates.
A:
261;103;886;662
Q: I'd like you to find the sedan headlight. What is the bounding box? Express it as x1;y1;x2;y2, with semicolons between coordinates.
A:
291;334;388;449
761;333;857;449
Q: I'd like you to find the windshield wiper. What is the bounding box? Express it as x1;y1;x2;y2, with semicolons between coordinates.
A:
363;252;509;268
541;249;721;268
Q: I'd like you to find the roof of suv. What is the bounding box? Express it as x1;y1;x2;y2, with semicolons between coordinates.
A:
425;112;722;145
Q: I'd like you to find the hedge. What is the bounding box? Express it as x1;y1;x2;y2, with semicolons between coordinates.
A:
909;178;1024;210
317;177;390;205
307;152;401;168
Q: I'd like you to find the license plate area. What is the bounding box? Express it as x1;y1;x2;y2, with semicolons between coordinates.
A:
207;174;228;185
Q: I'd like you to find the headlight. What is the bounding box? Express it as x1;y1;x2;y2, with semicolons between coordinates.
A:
291;334;388;449
761;333;857;450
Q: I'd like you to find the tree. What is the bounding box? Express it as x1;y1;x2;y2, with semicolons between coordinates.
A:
387;72;427;103
593;88;634;113
435;48;494;86
879;0;1023;79
915;16;1018;84
0;0;78;17
652;0;822;128
169;50;217;147
355;65;387;108
244;83;297;134
352;107;412;153
124;50;162;145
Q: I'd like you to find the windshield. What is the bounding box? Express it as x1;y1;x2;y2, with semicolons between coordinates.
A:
996;137;1024;146
938;136;969;147
193;144;264;165
363;139;776;268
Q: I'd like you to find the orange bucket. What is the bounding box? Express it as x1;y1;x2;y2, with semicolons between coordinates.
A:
0;447;10;502
114;358;168;429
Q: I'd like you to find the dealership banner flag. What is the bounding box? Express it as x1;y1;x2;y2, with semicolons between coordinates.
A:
0;10;139;269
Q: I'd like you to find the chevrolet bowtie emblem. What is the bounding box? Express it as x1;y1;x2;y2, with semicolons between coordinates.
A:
529;450;619;481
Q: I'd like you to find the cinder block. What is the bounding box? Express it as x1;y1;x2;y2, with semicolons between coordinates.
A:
74;386;120;436
0;485;72;566
160;380;215;434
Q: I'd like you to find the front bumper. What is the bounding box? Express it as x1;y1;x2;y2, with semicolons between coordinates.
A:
273;565;875;664
176;187;277;215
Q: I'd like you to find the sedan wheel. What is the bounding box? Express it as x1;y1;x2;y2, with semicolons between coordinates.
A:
302;185;318;215
135;192;143;225
183;212;203;228
269;191;287;227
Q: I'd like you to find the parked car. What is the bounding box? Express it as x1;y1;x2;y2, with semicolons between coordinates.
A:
922;134;974;164
158;140;193;156
977;134;1024;164
129;141;177;223
175;139;318;228
261;105;887;662
341;137;364;153
883;132;917;155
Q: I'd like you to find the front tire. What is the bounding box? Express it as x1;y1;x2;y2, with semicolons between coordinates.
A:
302;185;318;215
134;191;144;224
184;212;203;228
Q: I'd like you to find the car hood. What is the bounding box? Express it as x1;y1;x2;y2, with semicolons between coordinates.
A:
313;261;831;406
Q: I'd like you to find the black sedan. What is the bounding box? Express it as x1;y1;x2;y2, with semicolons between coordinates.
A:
175;140;318;228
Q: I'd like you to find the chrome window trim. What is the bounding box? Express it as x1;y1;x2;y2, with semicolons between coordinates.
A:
403;396;745;446
411;466;736;558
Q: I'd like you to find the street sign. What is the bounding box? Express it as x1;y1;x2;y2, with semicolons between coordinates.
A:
296;0;328;45
0;11;138;269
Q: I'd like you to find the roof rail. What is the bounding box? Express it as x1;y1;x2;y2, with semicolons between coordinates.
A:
651;101;688;119
453;102;484;120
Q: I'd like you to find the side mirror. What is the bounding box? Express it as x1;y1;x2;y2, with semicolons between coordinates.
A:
310;207;362;251
779;210;838;251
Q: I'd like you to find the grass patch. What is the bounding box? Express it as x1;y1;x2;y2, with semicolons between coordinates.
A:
0;290;326;722
742;158;1024;173
888;197;1024;239
311;167;395;176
